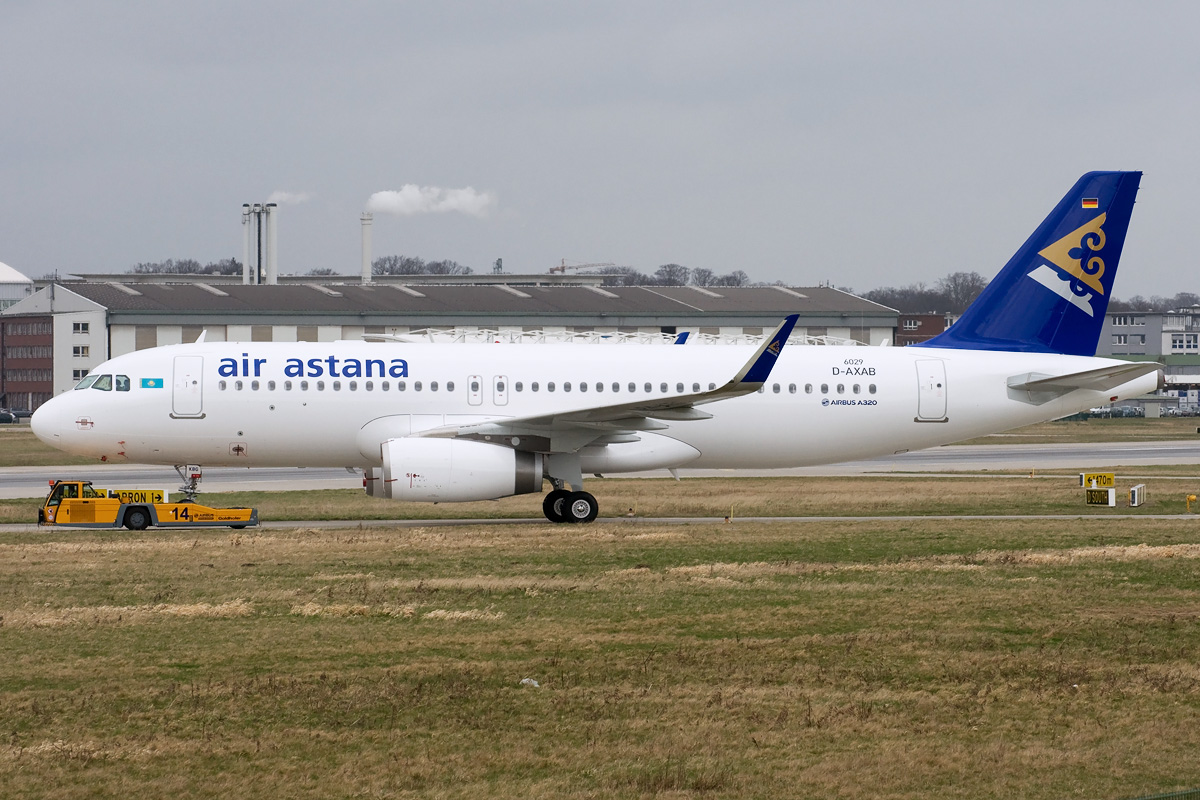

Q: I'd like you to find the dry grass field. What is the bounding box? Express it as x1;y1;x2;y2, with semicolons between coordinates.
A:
2;517;1200;798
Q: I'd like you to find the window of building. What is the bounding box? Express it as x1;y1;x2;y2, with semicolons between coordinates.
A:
1172;334;1186;351
73;322;89;334
135;326;157;350
72;345;90;358
902;319;919;330
1113;334;1128;345
72;369;88;381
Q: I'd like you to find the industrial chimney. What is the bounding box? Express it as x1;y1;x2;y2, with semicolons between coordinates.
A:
361;212;373;284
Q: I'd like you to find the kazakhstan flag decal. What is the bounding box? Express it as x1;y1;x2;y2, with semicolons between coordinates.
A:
140;378;164;389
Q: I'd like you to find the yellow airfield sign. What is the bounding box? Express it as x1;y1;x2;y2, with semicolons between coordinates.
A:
1079;472;1115;489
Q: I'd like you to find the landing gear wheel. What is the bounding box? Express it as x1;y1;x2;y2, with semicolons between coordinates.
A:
565;491;599;524
543;490;571;523
124;507;151;531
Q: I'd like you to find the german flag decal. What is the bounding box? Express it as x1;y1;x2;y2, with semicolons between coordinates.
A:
1081;198;1099;209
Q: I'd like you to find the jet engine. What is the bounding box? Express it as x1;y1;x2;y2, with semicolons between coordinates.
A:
365;438;542;502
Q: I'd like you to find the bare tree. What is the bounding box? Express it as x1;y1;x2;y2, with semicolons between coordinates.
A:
654;263;690;286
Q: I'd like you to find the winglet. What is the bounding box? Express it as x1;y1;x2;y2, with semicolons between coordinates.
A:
674;331;690;344
735;314;798;385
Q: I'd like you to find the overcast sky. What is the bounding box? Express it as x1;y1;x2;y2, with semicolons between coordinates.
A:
2;1;1197;298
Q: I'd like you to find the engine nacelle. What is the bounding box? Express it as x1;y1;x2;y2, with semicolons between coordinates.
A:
373;438;542;502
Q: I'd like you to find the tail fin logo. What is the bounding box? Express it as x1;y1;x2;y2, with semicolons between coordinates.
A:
1027;213;1108;317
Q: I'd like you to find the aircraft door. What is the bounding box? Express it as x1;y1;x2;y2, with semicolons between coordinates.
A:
493;375;509;406
172;355;204;418
468;375;482;406
915;359;947;422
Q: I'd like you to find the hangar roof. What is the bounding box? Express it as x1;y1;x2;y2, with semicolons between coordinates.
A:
54;281;894;322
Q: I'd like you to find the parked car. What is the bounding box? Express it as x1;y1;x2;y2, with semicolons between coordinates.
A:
0;409;17;424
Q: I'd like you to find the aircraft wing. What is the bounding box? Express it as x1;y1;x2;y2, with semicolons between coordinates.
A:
1007;361;1163;404
415;314;798;452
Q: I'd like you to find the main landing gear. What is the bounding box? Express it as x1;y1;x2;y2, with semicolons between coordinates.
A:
543;489;599;523
541;452;598;523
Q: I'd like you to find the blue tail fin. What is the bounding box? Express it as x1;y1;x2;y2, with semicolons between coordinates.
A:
916;171;1141;356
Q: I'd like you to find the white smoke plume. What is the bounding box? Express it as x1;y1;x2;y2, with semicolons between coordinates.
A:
366;185;495;218
267;190;314;205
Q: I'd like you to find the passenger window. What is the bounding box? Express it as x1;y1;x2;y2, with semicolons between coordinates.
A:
548;382;555;392
515;382;523;392
596;382;603;392
692;383;700;392
447;381;455;392
579;382;587;393
285;381;293;390
676;382;684;392
470;380;480;392
614;382;621;393
219;380;227;390
332;381;341;391
772;383;780;393
660;382;668;393
382;381;389;391
708;383;716;391
532;382;539;392
116;375;130;391
805;384;813;394
837;384;845;394
820;384;829;394
365;381;373;391
564;382;572;392
235;380;244;390
757;386;765;393
92;375;113;391
853;384;861;394
268;380;276;390
349;381;357;391
398;381;406;391
414;381;422;391
788;383;796;394
430;381;438;392
300;381;309;391
644;382;652;393
869;384;877;394
316;381;324;391
252;380;260;391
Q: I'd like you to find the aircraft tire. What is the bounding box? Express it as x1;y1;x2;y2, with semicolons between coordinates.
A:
124;507;151;531
565;491;599;524
543;490;571;523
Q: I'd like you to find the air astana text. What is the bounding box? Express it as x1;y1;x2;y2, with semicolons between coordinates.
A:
218;354;410;378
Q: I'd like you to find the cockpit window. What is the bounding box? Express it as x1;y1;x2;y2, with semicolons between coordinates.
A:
74;375;99;390
92;374;113;391
116;375;131;392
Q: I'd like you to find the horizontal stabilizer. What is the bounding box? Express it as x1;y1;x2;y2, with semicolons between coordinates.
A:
1007;362;1162;404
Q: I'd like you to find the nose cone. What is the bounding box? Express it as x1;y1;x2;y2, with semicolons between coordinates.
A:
31;396;68;450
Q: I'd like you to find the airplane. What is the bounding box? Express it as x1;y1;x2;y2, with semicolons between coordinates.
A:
31;171;1161;523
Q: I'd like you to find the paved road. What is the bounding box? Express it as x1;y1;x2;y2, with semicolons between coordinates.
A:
3;439;1199;500
4;512;1200;535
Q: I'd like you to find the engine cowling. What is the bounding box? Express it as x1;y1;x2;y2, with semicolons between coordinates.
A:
371;438;542;502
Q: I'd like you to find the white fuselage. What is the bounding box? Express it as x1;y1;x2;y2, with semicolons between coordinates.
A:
31;340;1156;472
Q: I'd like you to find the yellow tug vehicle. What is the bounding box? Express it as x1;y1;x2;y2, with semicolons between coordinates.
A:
39;480;257;530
